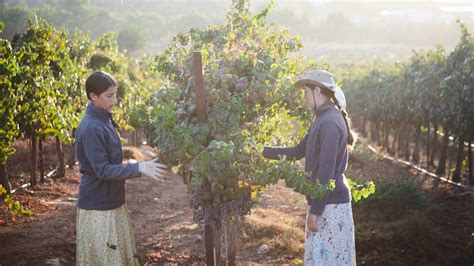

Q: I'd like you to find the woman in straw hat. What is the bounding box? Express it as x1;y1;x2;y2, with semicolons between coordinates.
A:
261;69;356;265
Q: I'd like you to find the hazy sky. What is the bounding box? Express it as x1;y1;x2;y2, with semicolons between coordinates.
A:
3;0;472;62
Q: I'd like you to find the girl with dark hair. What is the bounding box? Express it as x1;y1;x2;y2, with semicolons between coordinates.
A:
262;70;356;265
75;71;168;265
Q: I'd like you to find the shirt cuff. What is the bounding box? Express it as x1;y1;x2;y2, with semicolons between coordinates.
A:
131;163;141;178
310;199;326;216
262;146;270;158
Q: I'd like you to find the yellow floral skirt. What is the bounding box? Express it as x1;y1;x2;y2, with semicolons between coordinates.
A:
76;204;139;266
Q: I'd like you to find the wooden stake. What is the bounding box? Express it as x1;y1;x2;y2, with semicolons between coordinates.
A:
193;51;215;265
193;52;207;123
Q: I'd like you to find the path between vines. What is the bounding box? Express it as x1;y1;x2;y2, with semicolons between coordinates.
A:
0;144;308;265
0;141;473;265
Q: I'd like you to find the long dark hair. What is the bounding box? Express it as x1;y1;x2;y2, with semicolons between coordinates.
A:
308;84;356;146
85;71;117;100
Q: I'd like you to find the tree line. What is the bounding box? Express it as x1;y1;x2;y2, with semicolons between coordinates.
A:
0;16;159;193
342;21;473;186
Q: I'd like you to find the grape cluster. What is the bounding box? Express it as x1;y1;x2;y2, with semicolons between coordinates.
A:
190;183;254;226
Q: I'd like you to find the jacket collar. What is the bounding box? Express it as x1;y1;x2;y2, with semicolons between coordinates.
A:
86;103;113;123
315;101;336;116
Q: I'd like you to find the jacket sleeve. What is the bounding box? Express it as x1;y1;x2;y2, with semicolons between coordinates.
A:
310;120;340;215
262;132;308;161
82;126;141;181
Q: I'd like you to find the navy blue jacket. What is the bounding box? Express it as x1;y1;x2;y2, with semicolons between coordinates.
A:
75;103;141;210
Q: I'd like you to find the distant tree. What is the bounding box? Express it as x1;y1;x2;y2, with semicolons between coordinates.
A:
173;12;209;33
0;4;29;39
118;22;146;54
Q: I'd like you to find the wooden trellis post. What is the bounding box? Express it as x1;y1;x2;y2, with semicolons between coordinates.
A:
193;51;237;266
193;51;215;265
193;52;207;123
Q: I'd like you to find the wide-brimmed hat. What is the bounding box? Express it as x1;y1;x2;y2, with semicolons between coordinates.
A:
294;69;346;110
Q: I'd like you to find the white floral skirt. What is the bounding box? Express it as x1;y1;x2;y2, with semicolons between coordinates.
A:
304;203;356;266
76;204;139;266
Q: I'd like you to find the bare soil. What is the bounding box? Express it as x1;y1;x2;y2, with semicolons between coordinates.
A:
0;140;473;265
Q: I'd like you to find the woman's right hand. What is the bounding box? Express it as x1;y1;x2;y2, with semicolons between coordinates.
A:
138;158;168;181
306;211;319;233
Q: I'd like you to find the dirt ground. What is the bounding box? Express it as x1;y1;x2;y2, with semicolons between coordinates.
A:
0;140;473;265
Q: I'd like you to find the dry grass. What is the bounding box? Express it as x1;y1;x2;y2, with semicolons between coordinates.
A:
238;208;305;262
122;146;147;161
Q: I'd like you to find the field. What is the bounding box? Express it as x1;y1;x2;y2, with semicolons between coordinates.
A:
1;137;472;265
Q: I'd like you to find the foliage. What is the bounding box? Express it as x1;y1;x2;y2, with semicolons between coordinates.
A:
354;177;427;218
6;15;87;145
143;0;374;227
343;21;473;169
0;15;159;188
348;179;376;202
0;184;32;216
442;21;474;142
0;34;19;165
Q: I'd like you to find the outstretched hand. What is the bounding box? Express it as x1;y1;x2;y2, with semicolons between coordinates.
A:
138;157;169;181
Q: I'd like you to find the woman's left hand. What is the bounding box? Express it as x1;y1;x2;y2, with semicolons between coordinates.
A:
307;212;319;233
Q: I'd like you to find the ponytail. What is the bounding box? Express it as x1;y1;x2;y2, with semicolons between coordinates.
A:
341;109;356;146
331;95;356;147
